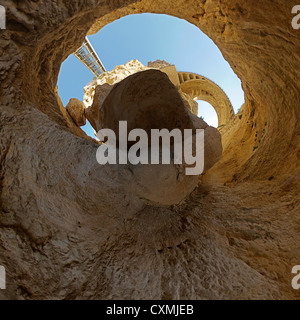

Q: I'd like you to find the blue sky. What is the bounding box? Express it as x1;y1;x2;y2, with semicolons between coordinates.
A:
57;13;244;136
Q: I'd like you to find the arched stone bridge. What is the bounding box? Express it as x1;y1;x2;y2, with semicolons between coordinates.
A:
178;72;235;127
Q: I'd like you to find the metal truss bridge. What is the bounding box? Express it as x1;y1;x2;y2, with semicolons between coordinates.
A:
74;37;106;77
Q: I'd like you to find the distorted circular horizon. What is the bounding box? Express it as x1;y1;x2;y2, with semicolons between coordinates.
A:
58;13;244;136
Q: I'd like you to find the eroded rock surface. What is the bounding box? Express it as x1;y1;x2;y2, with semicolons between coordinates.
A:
85;83;113;132
66;98;86;127
0;0;299;300
94;69;222;206
83;59;193;124
99;70;193;135
83;60;150;108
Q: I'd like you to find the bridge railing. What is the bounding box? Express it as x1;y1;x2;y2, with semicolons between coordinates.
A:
74;37;106;77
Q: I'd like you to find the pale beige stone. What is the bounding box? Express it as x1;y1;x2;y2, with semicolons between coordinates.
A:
99;70;193;138
0;0;299;300
95;69;222;206
83;59;150;108
180;91;199;115
66;98;86;127
148;60;180;87
85;83;113;132
179;72;234;127
160;65;180;88
84;60;179;111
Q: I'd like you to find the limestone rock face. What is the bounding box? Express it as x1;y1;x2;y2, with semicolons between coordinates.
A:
99;70;193;136
86;83;113;132
66;98;86;127
0;0;299;300
148;60;173;69
83;60;149;107
148;60;180;87
130;164;199;207
94;69;222;206
83;59;183;113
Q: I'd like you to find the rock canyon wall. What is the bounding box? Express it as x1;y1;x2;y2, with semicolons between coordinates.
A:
0;0;299;299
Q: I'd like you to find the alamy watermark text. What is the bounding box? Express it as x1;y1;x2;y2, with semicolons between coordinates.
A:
0;5;6;30
96;121;205;176
292;5;300;29
0;266;5;290
292;265;300;290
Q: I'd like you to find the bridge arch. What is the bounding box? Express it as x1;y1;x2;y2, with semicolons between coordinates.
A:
178;72;235;127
